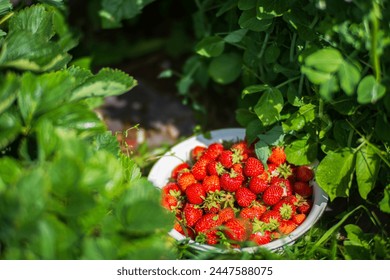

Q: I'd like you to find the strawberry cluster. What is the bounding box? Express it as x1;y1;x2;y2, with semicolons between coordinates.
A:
161;140;314;248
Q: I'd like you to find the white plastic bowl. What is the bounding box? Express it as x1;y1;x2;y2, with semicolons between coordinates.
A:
148;128;328;252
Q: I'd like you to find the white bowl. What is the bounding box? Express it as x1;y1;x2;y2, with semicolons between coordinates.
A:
148;128;328;252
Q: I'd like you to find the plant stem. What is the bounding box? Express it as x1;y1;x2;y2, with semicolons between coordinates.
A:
258;32;269;60
370;1;381;82
0;12;14;26
275;76;300;89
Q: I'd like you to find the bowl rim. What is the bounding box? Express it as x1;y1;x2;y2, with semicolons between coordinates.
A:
148;128;329;252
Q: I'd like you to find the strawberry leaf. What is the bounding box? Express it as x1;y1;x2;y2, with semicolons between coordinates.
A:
316;148;356;201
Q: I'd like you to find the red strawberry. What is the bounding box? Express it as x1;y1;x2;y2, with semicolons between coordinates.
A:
224;218;252;242
271;177;293;197
220;171;244;192
262;185;284;205
239;204;267;220
273;200;296;220
171;163;190;179
249;175;269;194
293;181;313;197
235;187;257;207
183;203;203;227
191;157;209;181
218;150;234;168
231;163;244;176
202;175;220;193
191;146;206;162
185;183;206;204
206;160;225;176
292;213;306;225
203;191;221;214
295;165;314;182
278;220;298;235
217;207;235;224
249;231;272;245
161;194;182;212
231;141;249;161
203;142;224;160
260;210;282;223
162;182;182;196
244;157;264;177
195;213;219;234
297;199;312;214
174;220;195;239
268;146;286;165
177;172;197;191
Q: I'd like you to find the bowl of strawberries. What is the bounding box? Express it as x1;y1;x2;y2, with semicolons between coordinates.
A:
148;128;328;252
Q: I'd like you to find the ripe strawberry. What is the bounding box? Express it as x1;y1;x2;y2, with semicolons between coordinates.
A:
218;150;234;168
183;203;203;227
220;171;244;192
271;177;293;197
249;231;272;245
177;172;197;191
293;181;313;197
297;199;312;214
249;175;269;194
295;165;314;182
260;210;282;223
231;140;251;161
196;230;219;245
203;142;224;160
161;194;182;212
171;163;190;179
292;213;306;225
278;220;298;235
195;213;219;234
206;160;225;176
231;163;244;176
217;207;235;224
203;191;221;214
235;187;257;207
244;157;265;177
268;146;286;165
174;220;195;239
202;175;220;193
239;204;267;220
267;163;279;177
191;145;206;162
262;185;284;205
224;218;252;242
191;157;209;181
162;182;182;196
185;183;206;204
273;200;296;220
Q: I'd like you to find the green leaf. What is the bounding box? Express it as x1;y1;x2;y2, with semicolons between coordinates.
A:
355;145;380;199
319;75;339;101
0;157;22;186
0;109;22;149
316;148;356;201
195;36;225;57
254;88;284;126
282;103;316;132
9;5;54;41
379;185;390;214
0;31;71;72
242;84;270;97
224;29;248;43
238;0;256;10
38;0;64;7
255;125;284;166
264;44;280;64
333;120;352;147
70;68;137;101
338;60;361;96
239;9;273;32
0;72;19;115
17;71;74;124
301;65;332;84
208;53;242;84
357;75;386;104
92;132;120;156
343;224;372;260
116;178;173;235
305;48;343;73
99;0;155;28
330;96;359;115
0;0;12;16
235;108;257;127
245;119;264;144
257;0;290;17
285;137;317;166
